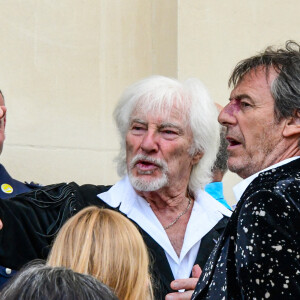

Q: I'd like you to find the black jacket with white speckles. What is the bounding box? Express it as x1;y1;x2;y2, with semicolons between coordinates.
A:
192;158;300;300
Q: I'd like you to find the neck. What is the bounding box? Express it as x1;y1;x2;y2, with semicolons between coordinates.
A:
238;140;300;179
136;187;191;211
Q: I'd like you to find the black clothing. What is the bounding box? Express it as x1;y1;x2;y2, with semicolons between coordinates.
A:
0;164;40;288
0;182;228;299
192;159;300;300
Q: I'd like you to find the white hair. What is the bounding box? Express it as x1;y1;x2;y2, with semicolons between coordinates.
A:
113;75;220;193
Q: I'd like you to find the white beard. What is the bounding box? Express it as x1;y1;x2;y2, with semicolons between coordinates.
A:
128;154;169;191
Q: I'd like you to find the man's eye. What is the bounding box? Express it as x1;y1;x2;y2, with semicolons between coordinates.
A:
131;125;146;134
132;126;143;130
240;102;251;108
161;130;179;139
162;129;176;134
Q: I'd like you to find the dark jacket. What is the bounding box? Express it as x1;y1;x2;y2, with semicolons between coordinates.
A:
0;182;228;299
0;164;40;287
0;164;39;199
192;158;300;300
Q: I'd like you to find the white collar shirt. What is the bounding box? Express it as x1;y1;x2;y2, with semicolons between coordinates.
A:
233;156;300;203
98;176;232;280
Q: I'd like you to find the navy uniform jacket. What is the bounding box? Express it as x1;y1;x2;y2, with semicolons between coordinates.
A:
0;182;228;299
0;164;40;288
192;158;300;300
0;164;38;199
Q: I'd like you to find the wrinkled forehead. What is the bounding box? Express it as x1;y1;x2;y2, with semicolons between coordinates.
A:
130;96;189;125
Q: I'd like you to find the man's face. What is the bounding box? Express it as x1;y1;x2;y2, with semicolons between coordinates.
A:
126;106;199;192
218;67;287;179
0;93;6;155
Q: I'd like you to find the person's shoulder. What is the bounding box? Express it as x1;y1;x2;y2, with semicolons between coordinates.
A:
79;184;112;195
260;157;300;181
0;178;41;199
76;184;112;206
244;158;300;198
24;181;43;189
238;184;299;232
0;164;42;198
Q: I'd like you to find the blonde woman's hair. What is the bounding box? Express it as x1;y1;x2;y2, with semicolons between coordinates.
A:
47;206;153;300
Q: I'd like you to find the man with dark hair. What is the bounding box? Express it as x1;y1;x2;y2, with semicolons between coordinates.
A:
191;41;300;299
204;104;231;210
0;261;119;300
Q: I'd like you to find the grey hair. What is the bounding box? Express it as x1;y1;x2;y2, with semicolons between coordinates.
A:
113;75;220;192
0;261;119;300
229;40;300;121
212;125;228;174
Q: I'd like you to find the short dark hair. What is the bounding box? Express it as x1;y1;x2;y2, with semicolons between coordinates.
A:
229;40;300;120
0;261;119;300
212;125;228;174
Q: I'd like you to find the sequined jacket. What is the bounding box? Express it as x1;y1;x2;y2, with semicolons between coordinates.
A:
192;158;300;300
0;182;228;299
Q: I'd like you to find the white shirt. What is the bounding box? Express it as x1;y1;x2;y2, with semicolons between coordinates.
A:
98;176;232;280
233;157;300;203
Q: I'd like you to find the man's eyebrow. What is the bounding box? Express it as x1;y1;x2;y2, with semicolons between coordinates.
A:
159;122;184;133
130;118;147;125
229;94;252;101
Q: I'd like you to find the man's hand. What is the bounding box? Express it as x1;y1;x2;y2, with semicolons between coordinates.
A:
165;264;201;300
0;218;2;230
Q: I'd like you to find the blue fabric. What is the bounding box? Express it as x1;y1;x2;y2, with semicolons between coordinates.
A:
0;164;32;199
205;182;232;210
0;267;17;288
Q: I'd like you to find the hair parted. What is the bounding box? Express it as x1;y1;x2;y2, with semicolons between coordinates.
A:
113;75;220;192
229;40;300;120
0;261;118;300
47;206;154;300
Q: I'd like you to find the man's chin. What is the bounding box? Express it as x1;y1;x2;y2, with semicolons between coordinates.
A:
128;174;168;192
228;159;253;179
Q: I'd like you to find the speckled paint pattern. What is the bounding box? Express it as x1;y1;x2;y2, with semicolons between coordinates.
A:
192;158;300;300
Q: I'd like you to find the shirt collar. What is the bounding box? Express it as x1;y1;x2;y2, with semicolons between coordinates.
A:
233;156;300;202
98;176;231;262
204;182;223;201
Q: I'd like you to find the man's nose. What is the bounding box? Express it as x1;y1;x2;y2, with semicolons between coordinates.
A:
140;130;159;153
218;103;236;126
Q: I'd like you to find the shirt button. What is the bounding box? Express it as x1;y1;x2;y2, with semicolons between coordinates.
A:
5;268;12;275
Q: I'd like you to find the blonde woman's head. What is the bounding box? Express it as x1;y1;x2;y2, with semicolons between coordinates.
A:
47;206;153;300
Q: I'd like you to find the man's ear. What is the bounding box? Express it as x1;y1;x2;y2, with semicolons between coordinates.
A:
283;111;300;137
192;151;203;165
0;106;7;131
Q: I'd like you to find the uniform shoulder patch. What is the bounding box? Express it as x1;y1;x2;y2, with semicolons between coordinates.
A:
1;183;13;194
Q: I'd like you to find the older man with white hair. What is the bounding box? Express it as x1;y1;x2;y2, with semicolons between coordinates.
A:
0;76;231;299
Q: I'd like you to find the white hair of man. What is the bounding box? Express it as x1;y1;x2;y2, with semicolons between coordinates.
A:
113;75;220;194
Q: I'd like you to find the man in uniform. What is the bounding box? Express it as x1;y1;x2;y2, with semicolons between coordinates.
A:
0;91;40;287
